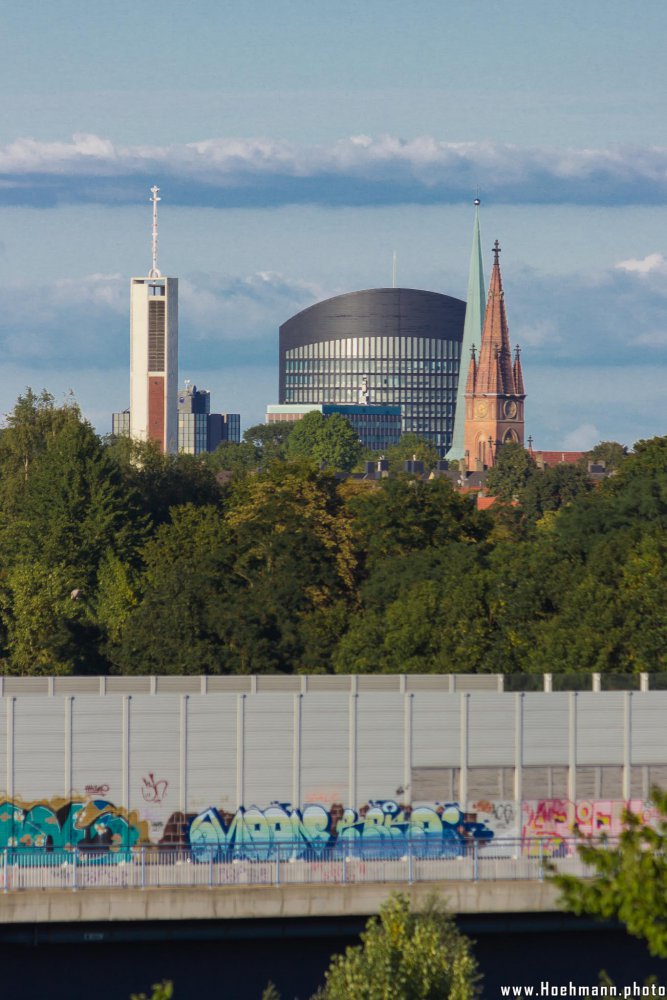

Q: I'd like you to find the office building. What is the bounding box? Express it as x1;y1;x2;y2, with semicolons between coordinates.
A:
177;382;240;454
266;402;402;452
113;389;240;455
111;410;130;438
130;186;178;454
279;288;465;458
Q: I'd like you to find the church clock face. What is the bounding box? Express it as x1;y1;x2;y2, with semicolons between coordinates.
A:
474;400;488;419
504;400;518;419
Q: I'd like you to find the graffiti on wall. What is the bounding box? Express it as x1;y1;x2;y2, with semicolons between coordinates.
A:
0;798;146;851
0;794;657;860
177;799;495;862
141;774;169;805
521;799;660;855
470;800;519;839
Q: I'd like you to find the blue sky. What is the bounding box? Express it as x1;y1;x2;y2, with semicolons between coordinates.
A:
0;0;666;447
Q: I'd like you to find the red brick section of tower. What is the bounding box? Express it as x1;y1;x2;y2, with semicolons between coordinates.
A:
463;241;526;471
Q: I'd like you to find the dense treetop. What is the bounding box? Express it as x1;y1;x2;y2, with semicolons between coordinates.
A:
0;391;664;676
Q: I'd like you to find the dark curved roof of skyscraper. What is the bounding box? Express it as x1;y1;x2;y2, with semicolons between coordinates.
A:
280;287;466;351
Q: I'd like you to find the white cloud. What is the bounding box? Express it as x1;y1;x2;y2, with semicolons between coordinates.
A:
2;134;667;207
615;252;667;276
561;424;601;451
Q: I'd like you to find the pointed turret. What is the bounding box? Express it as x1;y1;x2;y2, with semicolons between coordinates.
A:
446;199;485;461
463;240;526;471
475;241;515;394
513;344;525;396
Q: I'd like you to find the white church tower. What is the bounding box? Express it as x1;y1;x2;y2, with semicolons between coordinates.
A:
130;186;178;454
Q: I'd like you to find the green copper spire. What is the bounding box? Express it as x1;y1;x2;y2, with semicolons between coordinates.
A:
446;199;485;462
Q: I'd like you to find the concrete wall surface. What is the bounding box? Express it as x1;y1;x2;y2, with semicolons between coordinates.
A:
0;879;560;925
0;678;664;854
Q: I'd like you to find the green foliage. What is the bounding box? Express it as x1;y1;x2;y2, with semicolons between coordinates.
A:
2;561;97;675
286;411;363;471
585;440;628;470
108;505;231;675
318;894;480;1000
520;462;592;520
0;382;662;679
206;439;259;476
243;421;297;464
485;442;536;502
553;787;667;958
346;477;490;570
119;441;223;527
130;981;173;1000
260;983;282;1000
384;432;439;473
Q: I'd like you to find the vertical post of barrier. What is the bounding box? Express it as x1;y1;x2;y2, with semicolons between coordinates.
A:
538;839;544;882
342;853;347;884
73;849;78;891
408;840;413;885
209;853;214;889
473;839;478;881
3;848;7;894
276;853;280;887
141;847;146;889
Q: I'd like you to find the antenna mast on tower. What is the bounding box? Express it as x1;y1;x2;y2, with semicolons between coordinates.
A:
149;185;162;278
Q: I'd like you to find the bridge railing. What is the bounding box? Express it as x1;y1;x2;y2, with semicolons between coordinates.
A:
0;837;606;892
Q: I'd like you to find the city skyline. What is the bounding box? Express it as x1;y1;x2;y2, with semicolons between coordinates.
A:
0;0;665;449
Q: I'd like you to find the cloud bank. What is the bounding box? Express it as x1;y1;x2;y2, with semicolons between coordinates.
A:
2;134;667;208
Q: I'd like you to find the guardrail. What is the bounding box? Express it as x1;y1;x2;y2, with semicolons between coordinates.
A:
0;839;598;892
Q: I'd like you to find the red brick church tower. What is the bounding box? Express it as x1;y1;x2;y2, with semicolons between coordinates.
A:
464;241;525;471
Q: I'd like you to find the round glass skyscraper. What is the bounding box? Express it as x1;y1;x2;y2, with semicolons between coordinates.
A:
279;288;466;457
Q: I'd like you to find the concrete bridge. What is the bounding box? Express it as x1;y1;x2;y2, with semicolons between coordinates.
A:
0;878;560;927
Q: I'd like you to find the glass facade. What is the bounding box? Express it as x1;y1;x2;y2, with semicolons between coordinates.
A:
111;411;131;437
267;403;401;453
178;412;208;454
279;289;465;457
283;335;460;454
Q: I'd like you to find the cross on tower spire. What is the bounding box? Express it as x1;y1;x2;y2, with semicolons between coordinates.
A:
492;239;501;264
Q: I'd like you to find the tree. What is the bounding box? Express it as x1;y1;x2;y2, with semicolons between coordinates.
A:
519;463;592;521
221;463;357;672
130;982;173;1000
243;421;297;464
118;441;223;527
385;433;439;473
317;894;479;1000
346;477;490;570
286;411;363;471
485;443;536;502
0;388;80;488
552;788;667;959
0;415;141;582
205;439;259;476
585;440;628;471
1;561;97;675
108;505;232;675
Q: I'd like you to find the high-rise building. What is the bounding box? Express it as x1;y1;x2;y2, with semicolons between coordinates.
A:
111;410;130;437
266;402;402;452
208;412;240;449
278;288;465;458
177;381;209;455
177;381;241;454
447;201;486;463
463;241;526;471
130;186;178;454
